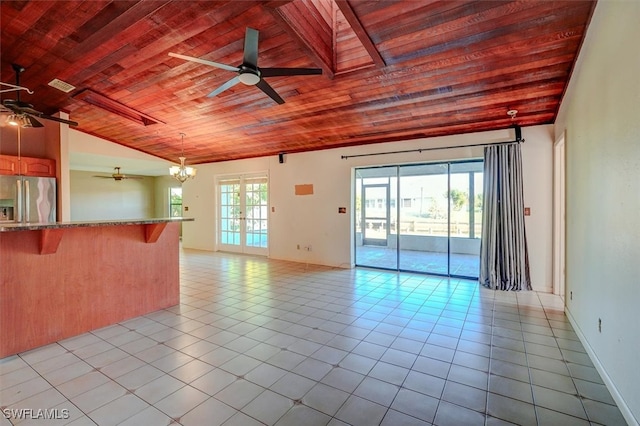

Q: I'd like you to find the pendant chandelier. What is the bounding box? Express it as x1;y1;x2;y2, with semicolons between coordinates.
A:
169;132;197;183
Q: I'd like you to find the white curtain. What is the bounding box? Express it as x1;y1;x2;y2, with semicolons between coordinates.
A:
480;143;531;290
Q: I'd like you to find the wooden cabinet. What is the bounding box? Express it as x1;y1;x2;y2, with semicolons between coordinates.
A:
21;157;56;177
0;155;55;177
0;155;19;175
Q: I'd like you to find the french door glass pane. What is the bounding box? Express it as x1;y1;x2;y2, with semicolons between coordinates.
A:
245;177;268;248
219;180;240;246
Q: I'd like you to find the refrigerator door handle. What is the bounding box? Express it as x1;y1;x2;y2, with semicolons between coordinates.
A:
24;179;30;223
16;179;22;222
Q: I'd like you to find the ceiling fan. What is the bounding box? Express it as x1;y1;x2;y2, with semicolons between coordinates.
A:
169;27;322;104
1;63;79;128
92;167;143;181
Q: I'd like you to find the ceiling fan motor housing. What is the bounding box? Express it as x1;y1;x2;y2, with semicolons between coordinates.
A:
238;66;261;85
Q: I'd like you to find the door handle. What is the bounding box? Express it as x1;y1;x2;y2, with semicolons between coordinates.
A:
24;179;30;223
16;179;22;222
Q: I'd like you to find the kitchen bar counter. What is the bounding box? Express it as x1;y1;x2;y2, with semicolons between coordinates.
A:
0;218;193;254
0;217;191;231
0;217;192;358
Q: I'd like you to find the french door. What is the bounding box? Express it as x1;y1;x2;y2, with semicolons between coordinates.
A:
218;173;269;256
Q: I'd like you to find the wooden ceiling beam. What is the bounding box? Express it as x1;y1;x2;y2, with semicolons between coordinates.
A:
264;1;335;78
334;0;385;68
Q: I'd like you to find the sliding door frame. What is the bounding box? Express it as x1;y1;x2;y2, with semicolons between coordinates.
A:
354;159;483;279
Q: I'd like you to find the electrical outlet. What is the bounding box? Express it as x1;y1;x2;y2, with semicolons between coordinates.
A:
598;318;602;333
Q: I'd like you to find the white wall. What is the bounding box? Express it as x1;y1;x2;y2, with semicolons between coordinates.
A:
66;130;176;221
69;170;156;220
554;1;640;423
521;125;554;292
68;130;172;176
182;125;553;291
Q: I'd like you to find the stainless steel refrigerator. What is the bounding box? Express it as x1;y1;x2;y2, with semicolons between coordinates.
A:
0;175;56;223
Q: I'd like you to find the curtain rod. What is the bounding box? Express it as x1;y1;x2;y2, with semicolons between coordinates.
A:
341;125;524;160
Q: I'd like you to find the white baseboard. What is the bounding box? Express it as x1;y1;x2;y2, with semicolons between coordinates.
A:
565;307;638;426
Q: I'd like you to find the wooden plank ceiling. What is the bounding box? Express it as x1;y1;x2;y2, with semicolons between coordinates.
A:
0;0;596;164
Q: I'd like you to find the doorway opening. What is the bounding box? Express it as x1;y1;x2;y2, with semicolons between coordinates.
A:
354;160;483;279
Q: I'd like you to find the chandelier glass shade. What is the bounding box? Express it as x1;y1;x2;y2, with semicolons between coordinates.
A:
170;156;196;183
169;133;196;183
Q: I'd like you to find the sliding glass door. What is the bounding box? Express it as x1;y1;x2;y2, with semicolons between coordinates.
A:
355;161;483;278
449;162;483;276
355;167;398;270
398;164;449;274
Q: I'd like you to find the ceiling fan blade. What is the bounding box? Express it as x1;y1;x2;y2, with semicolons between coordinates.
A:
243;28;259;68
2;99;35;113
3;99;24;107
35;113;79;127
255;79;284;105
260;68;323;77
21;106;43;115
207;76;241;98
168;52;239;72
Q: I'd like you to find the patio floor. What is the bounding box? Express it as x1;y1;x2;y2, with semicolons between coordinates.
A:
355;246;480;278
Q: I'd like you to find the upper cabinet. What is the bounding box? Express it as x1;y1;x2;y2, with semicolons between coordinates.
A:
0;155;19;175
0;155;56;177
21;157;56;177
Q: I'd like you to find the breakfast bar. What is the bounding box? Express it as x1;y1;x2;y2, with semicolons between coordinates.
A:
0;218;192;358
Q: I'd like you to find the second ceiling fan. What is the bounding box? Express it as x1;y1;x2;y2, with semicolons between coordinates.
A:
169;27;322;105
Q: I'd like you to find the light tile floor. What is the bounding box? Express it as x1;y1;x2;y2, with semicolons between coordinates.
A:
0;249;628;425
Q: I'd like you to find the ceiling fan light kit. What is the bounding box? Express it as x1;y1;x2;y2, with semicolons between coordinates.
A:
93;167;143;181
6;114;24;127
1;64;79;128
238;65;261;86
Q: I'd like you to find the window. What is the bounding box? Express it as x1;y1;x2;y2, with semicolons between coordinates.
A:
169;188;182;217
